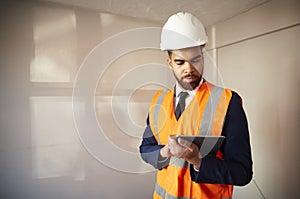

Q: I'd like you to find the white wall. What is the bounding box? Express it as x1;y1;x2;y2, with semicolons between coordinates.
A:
207;0;300;198
0;0;168;198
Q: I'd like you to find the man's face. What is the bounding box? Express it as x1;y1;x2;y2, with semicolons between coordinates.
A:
168;46;204;90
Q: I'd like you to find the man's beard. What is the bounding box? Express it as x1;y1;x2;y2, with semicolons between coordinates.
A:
175;73;202;91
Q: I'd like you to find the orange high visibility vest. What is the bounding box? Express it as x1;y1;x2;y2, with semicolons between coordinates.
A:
149;82;233;199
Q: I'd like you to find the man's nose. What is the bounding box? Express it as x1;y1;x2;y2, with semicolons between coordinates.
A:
184;62;195;73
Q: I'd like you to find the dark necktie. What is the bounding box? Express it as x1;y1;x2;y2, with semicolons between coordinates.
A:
175;92;189;120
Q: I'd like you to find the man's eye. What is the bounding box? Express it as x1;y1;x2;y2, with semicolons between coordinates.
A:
191;58;201;63
174;60;185;65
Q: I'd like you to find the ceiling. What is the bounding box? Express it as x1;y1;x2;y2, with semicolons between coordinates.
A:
37;0;269;26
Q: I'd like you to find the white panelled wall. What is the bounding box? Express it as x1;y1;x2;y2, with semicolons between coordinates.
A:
0;0;164;198
1;0;299;198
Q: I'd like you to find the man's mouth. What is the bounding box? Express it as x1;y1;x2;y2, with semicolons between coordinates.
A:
183;75;198;83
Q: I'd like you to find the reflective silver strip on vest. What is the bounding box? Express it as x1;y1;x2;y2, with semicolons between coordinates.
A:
155;183;194;199
169;157;189;168
199;86;224;135
153;91;168;145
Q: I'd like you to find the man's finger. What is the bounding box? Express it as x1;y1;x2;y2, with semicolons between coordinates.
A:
177;137;193;148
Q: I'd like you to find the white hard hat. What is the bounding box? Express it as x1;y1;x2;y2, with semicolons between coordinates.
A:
160;12;208;51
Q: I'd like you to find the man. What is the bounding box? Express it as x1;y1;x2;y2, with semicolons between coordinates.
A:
139;12;252;199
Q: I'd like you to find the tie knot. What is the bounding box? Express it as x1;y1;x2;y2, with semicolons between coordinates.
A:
179;91;189;100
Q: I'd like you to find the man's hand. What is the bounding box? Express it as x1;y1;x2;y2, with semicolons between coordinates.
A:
162;135;202;170
160;143;172;158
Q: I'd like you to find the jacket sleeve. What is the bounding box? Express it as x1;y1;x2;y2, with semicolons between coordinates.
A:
190;92;253;186
139;117;170;170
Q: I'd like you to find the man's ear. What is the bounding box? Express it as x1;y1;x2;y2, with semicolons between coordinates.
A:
167;58;173;69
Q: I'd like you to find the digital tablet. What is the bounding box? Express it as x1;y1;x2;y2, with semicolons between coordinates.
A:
176;135;225;157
